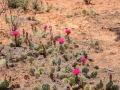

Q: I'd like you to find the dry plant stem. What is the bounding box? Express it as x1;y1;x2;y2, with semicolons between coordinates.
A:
10;8;14;31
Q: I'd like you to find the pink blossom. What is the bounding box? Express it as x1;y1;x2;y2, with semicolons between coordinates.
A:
109;74;112;79
65;29;71;35
12;30;19;36
72;68;80;75
49;25;52;29
50;35;54;40
80;57;87;63
58;38;65;44
44;25;48;29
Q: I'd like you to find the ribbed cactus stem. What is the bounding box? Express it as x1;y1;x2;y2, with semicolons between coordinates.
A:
75;75;79;84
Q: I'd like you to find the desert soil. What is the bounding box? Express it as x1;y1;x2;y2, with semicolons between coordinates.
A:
0;0;120;90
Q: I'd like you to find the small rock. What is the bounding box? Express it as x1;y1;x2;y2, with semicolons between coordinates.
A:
94;66;99;69
24;75;30;80
89;81;94;85
88;58;94;62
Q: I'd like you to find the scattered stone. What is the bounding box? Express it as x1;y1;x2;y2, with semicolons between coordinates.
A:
94;66;99;69
24;75;30;80
88;58;94;62
89;81;94;85
11;84;20;88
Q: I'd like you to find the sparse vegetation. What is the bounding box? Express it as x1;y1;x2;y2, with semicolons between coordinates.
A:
0;0;119;89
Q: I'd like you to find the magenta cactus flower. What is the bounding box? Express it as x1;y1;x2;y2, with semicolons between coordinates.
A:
80;57;87;63
109;74;112;79
58;38;65;44
72;68;80;75
44;25;48;29
12;30;19;36
65;29;71;35
49;25;52;29
50;35;54;40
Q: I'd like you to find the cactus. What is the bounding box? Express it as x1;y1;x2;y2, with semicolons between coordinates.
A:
65;66;72;73
46;41;52;48
82;67;89;74
35;71;40;79
59;44;64;52
29;67;35;76
52;85;58;90
111;85;119;90
84;84;90;90
75;75;79;84
60;74;68;80
42;84;50;90
57;65;61;71
29;57;34;64
62;78;69;84
79;76;85;86
39;67;45;74
52;59;57;66
47;48;54;55
96;80;103;90
69;77;75;86
76;55;82;61
64;43;69;50
57;58;61;65
90;71;98;78
50;67;55;74
0;75;11;89
63;54;69;61
106;74;113;90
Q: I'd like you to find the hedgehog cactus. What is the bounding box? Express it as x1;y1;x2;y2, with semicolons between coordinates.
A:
90;71;98;78
63;54;69;61
52;59;57;66
35;71;40;79
62;78;69;84
42;84;50;90
39;67;45;74
50;67;55;74
57;65;61;71
111;85;119;90
84;84;90;90
0;75;11;89
57;58;61;65
106;74;113;90
79;76;85;86
29;67;35;76
96;80;103;90
0;75;11;90
82;67;89;75
69;77;75;86
52;85;58;90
